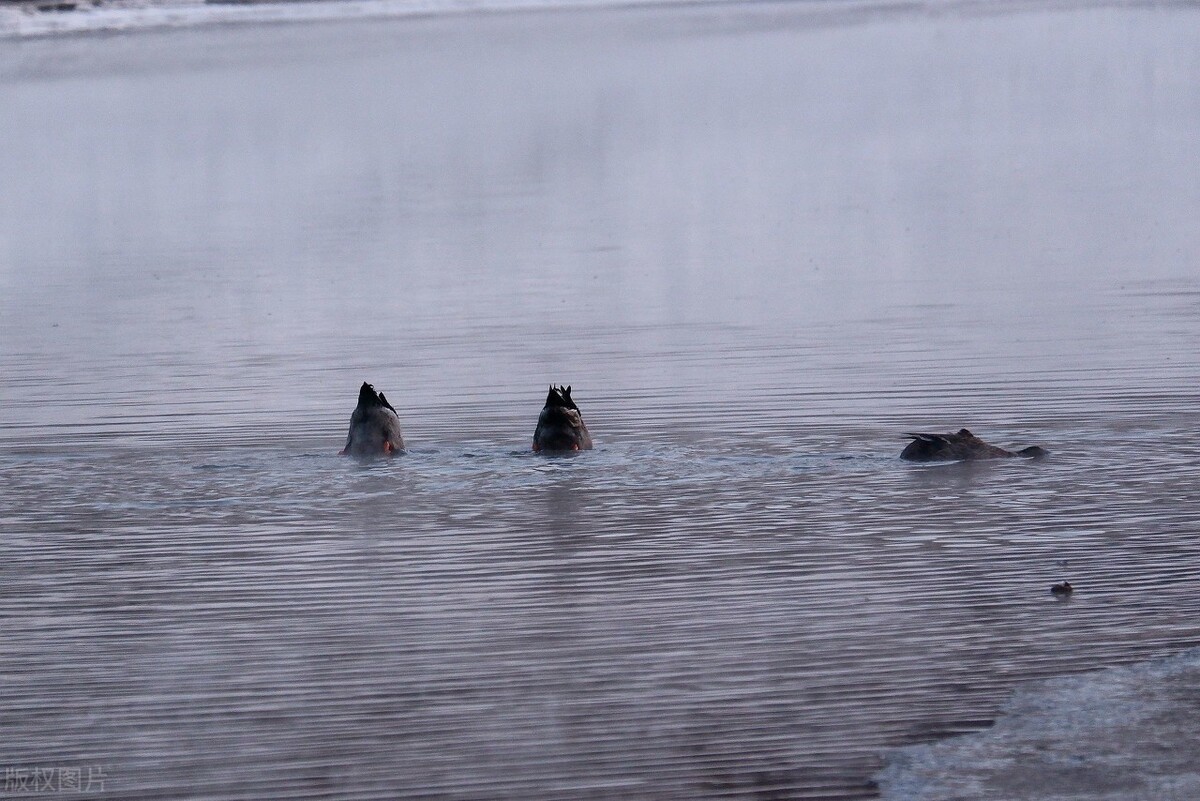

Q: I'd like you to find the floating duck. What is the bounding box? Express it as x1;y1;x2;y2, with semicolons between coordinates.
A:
900;428;1047;462
1050;581;1073;596
340;382;405;457
533;385;593;453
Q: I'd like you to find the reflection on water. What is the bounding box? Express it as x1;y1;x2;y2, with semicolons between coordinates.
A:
2;3;1200;799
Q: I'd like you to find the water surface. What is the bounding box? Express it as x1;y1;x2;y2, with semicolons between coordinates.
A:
2;3;1200;798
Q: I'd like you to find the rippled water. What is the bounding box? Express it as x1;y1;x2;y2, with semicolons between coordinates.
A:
2;3;1200;799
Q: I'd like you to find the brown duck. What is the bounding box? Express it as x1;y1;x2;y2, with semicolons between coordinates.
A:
900;428;1046;462
340;382;405;457
533;385;593;453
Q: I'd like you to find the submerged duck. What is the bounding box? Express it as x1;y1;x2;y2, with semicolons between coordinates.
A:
1050;581;1073;596
900;428;1047;462
340;382;405;457
533;385;593;453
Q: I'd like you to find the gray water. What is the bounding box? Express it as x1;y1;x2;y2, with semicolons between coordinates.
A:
2;3;1200;799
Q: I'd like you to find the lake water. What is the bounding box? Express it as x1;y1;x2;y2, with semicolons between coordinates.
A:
2;2;1200;799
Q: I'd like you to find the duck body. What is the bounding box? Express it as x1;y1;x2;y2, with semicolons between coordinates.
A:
533;385;593;453
341;382;405;457
900;428;1046;462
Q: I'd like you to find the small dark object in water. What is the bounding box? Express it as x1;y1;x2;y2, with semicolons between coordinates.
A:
1050;581;1073;596
340;382;404;457
35;2;76;10
533;385;593;453
900;428;1047;462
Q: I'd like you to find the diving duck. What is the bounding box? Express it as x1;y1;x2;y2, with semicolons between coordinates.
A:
533;385;593;452
340;382;405;457
1050;581;1073;596
900;428;1047;462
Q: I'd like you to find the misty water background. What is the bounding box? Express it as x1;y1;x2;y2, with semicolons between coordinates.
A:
2;2;1200;798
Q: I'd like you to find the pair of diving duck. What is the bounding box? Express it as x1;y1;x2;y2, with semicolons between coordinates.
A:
340;382;591;457
340;382;1047;461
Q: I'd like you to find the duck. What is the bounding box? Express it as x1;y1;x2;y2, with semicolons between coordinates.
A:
900;428;1047;462
1050;581;1073;596
340;382;405;457
533;385;593;453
